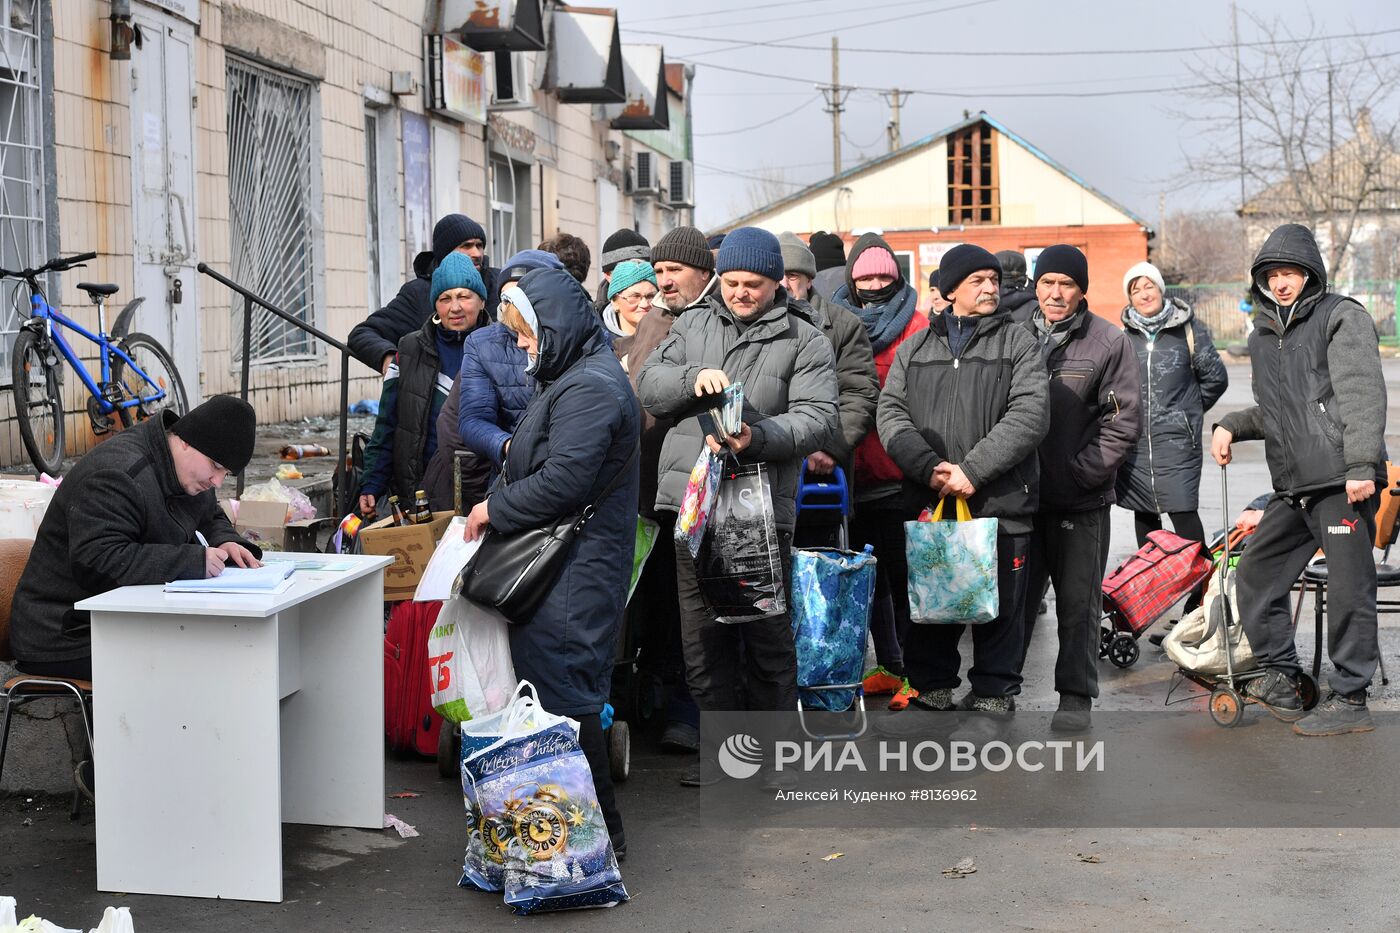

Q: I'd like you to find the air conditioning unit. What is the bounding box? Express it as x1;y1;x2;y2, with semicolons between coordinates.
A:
490;50;534;111
666;159;694;208
633;151;661;199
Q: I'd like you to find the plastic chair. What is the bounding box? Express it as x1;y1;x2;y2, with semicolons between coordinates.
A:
0;538;92;817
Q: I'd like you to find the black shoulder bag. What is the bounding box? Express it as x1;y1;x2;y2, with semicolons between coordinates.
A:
461;446;638;623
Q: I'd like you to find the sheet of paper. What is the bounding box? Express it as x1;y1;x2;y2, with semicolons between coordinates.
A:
414;516;480;602
164;562;296;593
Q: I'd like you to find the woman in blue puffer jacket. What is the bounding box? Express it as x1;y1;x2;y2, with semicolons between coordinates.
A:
456;250;564;476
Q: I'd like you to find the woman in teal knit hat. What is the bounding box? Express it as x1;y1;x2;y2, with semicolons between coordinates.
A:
357;252;487;514
603;258;658;368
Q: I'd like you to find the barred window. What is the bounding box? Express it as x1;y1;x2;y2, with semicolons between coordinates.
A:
0;0;45;377
226;55;317;363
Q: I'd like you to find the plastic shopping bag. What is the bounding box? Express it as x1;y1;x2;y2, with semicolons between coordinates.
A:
0;897;132;933
628;517;660;604
906;497;999;624
466;723;628;915
674;448;723;559
695;461;786;623
428;595;516;725
458;682;573;892
791;545;877;711
1163;566;1257;675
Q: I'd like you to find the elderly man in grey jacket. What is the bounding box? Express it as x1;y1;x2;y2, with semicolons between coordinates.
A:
639;226;839;788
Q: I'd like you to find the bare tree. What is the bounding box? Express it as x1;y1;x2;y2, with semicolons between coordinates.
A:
1173;11;1400;275
1154;210;1254;283
723;165;800;221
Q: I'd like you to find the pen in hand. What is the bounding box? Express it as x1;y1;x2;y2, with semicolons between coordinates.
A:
196;530;227;578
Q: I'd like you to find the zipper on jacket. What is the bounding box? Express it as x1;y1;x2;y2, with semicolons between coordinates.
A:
1144;338;1160;512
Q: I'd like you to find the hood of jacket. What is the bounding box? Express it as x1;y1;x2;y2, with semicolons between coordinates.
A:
1249;223;1328;327
1120;296;1193;335
411;249;434;280
842;231;904;299
517;267;609;383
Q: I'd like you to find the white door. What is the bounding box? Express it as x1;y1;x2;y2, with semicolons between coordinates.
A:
431;122;461;221
129;6;200;400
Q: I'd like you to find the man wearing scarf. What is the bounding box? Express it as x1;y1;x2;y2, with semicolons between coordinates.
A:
1019;245;1141;732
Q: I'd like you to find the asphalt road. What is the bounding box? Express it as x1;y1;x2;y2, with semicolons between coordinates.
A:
4;359;1400;931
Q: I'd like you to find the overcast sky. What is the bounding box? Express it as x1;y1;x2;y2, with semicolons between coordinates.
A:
609;0;1394;230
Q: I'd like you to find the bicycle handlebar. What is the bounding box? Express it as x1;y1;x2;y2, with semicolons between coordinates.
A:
0;251;98;281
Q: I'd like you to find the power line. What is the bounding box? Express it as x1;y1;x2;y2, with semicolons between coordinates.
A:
641;24;1400;59
693;95;821;136
628;0;849;25
672;0;1002;61
682;48;1400;99
693;161;816;187
664;0;970;33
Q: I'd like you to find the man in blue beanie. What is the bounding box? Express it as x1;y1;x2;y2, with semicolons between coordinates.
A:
349;213;499;373
637;226;839;790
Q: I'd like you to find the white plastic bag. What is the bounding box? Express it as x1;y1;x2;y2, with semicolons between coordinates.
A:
1163;567;1257;675
428;595;516;724
0;897;130;933
239;477;316;521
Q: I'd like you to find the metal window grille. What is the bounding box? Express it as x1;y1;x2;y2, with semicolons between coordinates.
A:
0;0;45;379
226;56;316;363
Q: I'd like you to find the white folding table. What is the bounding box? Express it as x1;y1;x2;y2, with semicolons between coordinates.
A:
78;553;394;902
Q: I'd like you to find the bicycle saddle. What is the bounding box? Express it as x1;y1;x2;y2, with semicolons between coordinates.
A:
77;282;119;297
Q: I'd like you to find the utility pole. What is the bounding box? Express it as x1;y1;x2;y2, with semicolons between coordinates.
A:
881;88;912;152
816;37;851;176
1232;3;1246;213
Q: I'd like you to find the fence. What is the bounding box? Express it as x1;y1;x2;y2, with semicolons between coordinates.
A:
1164;280;1400;343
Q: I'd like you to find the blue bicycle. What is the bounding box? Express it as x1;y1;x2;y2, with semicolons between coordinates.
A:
4;251;188;475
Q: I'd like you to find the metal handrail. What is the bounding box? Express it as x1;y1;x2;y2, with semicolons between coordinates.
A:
196;262;373;519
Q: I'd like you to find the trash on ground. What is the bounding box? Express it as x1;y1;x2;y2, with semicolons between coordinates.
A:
348;399;379;416
383;814;419;839
1075;853;1102;863
274;464;303;480
821;852;844;862
388;791;420;799
279;444;331;460
942;857;977;877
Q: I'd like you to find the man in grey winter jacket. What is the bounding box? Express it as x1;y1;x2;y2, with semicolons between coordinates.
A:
10;396;262;681
638;227;838;786
875;244;1049;737
1018;245;1142;732
1213;223;1388;736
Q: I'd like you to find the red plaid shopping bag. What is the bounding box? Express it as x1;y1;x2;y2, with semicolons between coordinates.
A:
1101;530;1213;635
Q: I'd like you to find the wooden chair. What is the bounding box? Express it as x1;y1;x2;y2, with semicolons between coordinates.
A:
1298;463;1400;687
0;538;93;817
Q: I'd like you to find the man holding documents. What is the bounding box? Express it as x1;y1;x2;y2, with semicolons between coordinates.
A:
10;395;261;681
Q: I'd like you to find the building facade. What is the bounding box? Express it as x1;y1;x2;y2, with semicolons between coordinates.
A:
0;0;693;468
713;112;1149;320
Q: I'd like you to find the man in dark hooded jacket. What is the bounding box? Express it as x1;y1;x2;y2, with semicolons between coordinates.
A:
1213;223;1388;736
995;249;1036;322
348;214;498;372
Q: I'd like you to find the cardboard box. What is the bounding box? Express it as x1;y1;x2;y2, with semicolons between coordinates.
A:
358;510;456;601
219;499;295;551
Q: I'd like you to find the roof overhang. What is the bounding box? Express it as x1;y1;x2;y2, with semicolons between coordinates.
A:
603;44;668;130
424;0;546;52
544;6;625;104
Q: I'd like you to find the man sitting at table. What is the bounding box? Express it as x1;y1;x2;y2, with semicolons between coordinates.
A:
10;394;262;682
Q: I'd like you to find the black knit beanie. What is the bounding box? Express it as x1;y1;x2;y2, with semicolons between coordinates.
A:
651;226;715;272
600;228;651;273
938;244;1001;299
171;395;257;473
808;231;847;272
432;213;486;269
1033;244;1089;293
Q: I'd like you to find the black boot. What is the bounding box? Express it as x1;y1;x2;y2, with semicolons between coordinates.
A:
1243;669;1305;722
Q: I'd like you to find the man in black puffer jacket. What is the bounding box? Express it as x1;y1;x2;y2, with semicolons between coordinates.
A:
348;214;498;372
1019;245;1141;732
1213;223;1388;736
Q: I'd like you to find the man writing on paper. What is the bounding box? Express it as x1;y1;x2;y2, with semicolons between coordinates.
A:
10;395;262;682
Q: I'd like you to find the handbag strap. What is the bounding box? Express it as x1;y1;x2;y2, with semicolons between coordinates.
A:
573;445;640;530
930;496;973;522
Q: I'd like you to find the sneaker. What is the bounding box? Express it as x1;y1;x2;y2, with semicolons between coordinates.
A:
660;720;700;754
1051;694;1092;733
1148;620;1178;648
887;679;920;711
1243;669;1305;722
679;760;724;787
1293;691;1375;736
909;687;954;712
862;666;904;696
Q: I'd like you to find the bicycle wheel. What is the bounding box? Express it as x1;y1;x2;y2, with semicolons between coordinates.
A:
112;332;189;427
10;328;65;475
